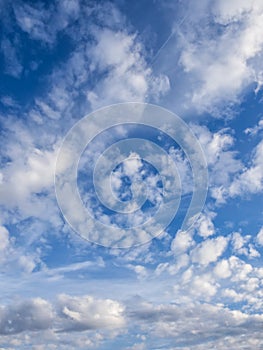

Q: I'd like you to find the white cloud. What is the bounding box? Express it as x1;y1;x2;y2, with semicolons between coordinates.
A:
214;259;232;279
155;253;190;277
170;230;194;255
177;0;263;114
192;274;218;298
229;139;263;197
230;231;260;258
131;300;263;348
232;232;249;253
57;294;125;331
229;256;253;282
191;125;242;205
127;264;148;279
210;138;263;203
222;288;245;303
87;27;169;109
194;211;216;238
245;118;263;136
0;294;125;338
0;141;62;231
191;236;228;266
1;1;263;348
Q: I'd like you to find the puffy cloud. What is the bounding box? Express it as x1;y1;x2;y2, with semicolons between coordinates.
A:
170;230;194;255
0;294;125;341
214;259;232;279
127;264;148;279
191;236;228;266
57;294;125;331
228;256;253;282
0;224;40;275
210;138;263;203
130;300;263;348
194;211;216;238
230;232;260;258
87;27;169;109
190;125;242;205
232;232;249;254
0;298;53;335
229;139;263;197
0;138;62;239
155;253;190;276
178;0;263;114
1;0;263;348
0;147;57;206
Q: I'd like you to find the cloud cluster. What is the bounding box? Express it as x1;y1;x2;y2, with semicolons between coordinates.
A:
0;294;124;335
1;293;263;349
0;0;263;349
178;0;263;114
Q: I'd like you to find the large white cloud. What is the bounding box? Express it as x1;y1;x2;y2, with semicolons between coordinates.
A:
191;236;229;266
86;27;170;109
0;1;263;348
0;294;125;337
57;294;125;331
177;0;263;114
229;139;263;197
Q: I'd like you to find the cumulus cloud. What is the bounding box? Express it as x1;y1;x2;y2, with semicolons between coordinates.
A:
0;294;125;338
170;229;194;255
194;211;216;238
1;0;263;348
0;298;53;335
214;259;232;279
228;139;263;197
0;135;62;238
231;231;260;258
191;236;228;266
209;138;263;203
178;0;263;114
57;294;125;332
87;27;170;109
193;125;242;189
130;300;263;348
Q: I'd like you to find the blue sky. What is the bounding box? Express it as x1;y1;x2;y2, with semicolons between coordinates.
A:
0;0;263;349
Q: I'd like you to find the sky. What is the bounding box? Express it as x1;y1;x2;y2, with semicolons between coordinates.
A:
0;0;263;349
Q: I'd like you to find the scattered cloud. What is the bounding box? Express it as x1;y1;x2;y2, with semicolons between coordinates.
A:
177;0;263;114
229;139;263;197
1;38;23;78
0;0;263;349
191;236;229;266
